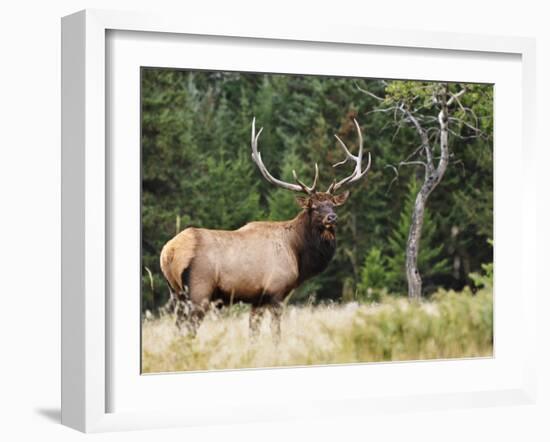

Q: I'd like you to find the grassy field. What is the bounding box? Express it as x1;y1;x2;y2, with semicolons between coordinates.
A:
141;288;493;374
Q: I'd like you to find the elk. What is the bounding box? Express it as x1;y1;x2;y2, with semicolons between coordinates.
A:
160;118;371;339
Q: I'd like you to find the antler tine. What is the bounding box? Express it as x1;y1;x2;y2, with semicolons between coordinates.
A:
327;119;372;193
353;118;363;164
251;117;318;195
292;163;319;194
333;135;354;167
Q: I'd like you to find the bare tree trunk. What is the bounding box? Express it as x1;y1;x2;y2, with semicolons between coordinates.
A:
406;85;450;300
406;189;427;299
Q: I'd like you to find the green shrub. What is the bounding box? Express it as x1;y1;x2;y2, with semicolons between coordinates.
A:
357;247;390;303
469;239;493;289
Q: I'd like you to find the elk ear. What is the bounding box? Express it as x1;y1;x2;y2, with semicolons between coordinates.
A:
295;196;312;208
332;190;350;206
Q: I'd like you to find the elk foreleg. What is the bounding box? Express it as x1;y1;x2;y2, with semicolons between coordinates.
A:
249;306;265;341
269;303;283;344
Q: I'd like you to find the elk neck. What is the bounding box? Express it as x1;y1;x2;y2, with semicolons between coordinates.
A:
289;209;337;284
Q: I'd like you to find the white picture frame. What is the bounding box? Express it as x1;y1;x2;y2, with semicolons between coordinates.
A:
61;9;537;433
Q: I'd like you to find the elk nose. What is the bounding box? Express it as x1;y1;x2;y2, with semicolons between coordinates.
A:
325;213;338;224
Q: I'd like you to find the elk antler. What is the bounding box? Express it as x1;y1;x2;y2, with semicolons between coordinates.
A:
326;118;372;193
251;117;319;194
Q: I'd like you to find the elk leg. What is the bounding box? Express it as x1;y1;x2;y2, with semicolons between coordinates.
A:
160;289;176;316
269;303;283;343
173;285;192;332
187;304;206;338
249;306;265;340
161;280;184;317
184;280;214;337
174;298;191;331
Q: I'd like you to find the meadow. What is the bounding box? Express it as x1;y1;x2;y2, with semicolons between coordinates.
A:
141;287;493;373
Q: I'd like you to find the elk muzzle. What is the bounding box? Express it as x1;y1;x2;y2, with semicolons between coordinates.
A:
323;213;338;227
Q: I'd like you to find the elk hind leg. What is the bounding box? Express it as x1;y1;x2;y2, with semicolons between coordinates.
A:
173;286;194;333
168;267;193;332
185;280;214;337
160;286;178;316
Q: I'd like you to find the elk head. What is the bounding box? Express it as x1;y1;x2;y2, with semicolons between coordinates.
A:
251;117;371;237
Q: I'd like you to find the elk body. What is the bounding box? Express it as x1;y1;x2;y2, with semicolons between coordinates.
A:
160;118;371;339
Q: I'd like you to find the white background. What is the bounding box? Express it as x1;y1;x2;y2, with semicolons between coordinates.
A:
0;1;547;441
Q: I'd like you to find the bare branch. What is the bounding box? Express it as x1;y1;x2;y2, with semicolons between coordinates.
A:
402;144;425;163
462;106;480;130
448;117;484;136
448;128;484;140
355;82;384;101
391;119;406;141
393;105;400;124
364;107;396;117
385;164;398;176
384;164;399;194
398;105;435;171
447;88;466;107
399;160;428;169
417;115;439;123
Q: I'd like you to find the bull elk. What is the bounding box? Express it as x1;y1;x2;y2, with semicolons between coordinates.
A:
160;118;371;339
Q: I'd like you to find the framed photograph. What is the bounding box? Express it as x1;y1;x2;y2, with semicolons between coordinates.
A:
61;9;537;432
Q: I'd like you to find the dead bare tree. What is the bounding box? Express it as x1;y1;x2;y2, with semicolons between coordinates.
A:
359;82;486;300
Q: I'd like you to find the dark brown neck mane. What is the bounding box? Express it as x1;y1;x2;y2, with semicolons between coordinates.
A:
289;210;336;284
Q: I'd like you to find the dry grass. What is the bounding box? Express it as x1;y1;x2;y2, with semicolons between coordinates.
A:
141;288;493;373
